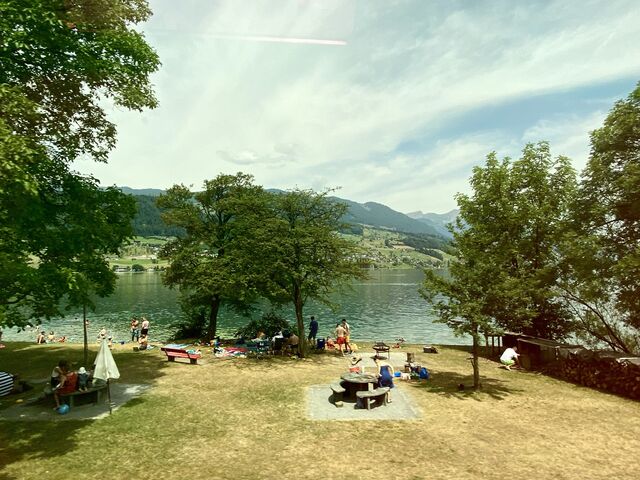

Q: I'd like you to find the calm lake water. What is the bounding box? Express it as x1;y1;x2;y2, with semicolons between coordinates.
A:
3;269;469;345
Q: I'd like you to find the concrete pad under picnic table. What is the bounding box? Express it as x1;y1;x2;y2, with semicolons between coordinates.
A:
306;384;421;421
0;383;151;421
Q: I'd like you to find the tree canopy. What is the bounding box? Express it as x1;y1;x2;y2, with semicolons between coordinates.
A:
558;82;640;353
421;142;578;387
157;173;267;340
449;142;577;338
0;0;159;327
257;189;367;356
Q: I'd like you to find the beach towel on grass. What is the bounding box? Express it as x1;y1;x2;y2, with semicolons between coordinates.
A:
0;372;14;397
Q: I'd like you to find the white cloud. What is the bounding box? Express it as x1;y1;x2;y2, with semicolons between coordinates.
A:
73;0;640;212
522;110;607;173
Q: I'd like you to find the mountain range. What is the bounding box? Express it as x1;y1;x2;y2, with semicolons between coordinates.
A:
119;187;457;239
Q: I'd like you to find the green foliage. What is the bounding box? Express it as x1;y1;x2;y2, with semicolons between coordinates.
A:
157;173;268;340
131;264;145;272
457;143;576;338
0;0;159;164
0;173;136;326
423;143;577;346
235;312;292;339
253;189;368;356
131;195;185;237
401;233;452;256
421;142;577;386
557;81;640;353
171;295;209;340
0;0;159;328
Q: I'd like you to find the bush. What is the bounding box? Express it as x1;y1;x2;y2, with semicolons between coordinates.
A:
131;264;145;272
235;312;292;339
171;302;208;340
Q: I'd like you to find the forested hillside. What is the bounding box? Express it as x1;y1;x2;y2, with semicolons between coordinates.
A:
127;191;453;254
131;195;184;237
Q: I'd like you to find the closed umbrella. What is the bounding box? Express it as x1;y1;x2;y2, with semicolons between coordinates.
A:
93;339;120;414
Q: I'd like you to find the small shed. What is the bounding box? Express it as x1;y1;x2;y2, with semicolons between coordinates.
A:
516;337;584;370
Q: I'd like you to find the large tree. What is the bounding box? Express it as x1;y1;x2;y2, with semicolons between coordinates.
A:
421;265;495;390
258;189;367;357
157;173;267;340
422;143;577;385
557;82;640;353
0;0;160;327
455;143;577;338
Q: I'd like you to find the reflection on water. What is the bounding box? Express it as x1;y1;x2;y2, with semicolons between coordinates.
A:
4;270;469;345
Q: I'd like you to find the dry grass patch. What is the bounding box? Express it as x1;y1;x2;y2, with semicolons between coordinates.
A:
1;342;639;480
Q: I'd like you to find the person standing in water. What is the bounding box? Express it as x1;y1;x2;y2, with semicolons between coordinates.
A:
141;316;150;337
130;317;140;342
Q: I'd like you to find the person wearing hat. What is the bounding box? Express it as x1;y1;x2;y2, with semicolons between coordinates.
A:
77;367;90;392
349;355;363;373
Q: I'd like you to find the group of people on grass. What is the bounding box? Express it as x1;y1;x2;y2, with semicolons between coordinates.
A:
304;316;357;355
49;359;93;409
36;330;66;344
129;316;150;350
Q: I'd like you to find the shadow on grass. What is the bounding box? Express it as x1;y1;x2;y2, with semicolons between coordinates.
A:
408;369;522;401
0;342;171;477
0;419;89;479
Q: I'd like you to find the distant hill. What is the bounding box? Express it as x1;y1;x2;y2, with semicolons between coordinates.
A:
131;195;184;237
121;187;454;241
119;187;164;197
336;198;446;237
406;209;459;238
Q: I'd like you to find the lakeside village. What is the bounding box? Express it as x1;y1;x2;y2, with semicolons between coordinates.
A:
109;234;449;273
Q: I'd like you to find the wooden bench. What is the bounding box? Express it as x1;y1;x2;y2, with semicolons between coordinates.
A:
330;383;346;408
60;386;105;407
161;347;201;365
356;387;390;410
59;385;108;407
373;341;390;359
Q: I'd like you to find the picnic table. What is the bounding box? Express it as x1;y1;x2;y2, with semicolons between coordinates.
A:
340;372;379;400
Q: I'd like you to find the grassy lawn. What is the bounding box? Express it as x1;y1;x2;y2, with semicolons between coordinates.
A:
1;342;639;480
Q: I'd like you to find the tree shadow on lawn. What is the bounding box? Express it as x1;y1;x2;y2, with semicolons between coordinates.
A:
408;369;522;401
0;343;172;477
0;419;88;479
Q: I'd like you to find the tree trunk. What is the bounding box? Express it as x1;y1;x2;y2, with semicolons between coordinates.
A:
472;324;481;390
83;303;88;367
206;295;221;341
294;283;307;358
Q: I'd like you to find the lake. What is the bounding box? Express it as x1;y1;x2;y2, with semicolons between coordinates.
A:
3;269;469;345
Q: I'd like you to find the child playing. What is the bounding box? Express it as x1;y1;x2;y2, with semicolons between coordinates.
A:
77;367;90;392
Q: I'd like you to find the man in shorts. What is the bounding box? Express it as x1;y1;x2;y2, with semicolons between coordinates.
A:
500;346;520;370
334;323;347;355
341;318;352;354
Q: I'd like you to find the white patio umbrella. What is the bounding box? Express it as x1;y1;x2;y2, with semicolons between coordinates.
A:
93;339;120;414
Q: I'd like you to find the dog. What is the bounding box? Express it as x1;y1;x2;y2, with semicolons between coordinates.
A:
400;372;411;381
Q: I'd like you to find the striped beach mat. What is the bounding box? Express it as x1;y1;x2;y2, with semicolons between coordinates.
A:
0;372;14;397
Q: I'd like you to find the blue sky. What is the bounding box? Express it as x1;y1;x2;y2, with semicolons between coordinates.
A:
73;0;640;213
